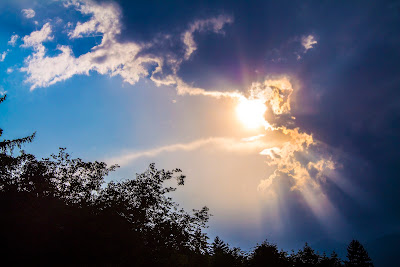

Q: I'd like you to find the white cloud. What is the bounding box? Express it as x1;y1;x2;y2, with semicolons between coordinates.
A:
21;0;232;91
175;78;242;98
6;68;13;74
242;134;265;142
21;42;157;90
301;34;317;52
0;51;8;62
182;15;233;60
106;136;271;166
65;0;121;43
8;35;19;46
0;86;7;96
21;8;36;19
19;1;150;89
21;22;53;49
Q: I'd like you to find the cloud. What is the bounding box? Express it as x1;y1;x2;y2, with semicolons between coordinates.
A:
109;72;335;192
21;22;53;49
8;35;19;46
16;0;336;195
182;15;233;60
242;134;265;142
301;34;317;52
172;77;338;196
175;78;242;98
258;127;316;191
0;51;8;62
308;159;335;182
0;86;6;95
21;1;158;90
247;77;293;115
21;8;35;19
106;136;271;166
6;68;13;74
65;0;121;43
20;0;233;91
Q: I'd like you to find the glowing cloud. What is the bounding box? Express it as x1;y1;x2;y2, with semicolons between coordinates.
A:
236;97;267;129
182;15;233;60
106;136;272;166
16;0;336;197
302;34;317;52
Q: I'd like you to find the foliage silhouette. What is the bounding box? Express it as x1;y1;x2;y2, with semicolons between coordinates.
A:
0;95;36;153
249;240;289;267
319;251;342;267
210;236;246;267
0;95;377;266
345;240;374;267
0;149;211;265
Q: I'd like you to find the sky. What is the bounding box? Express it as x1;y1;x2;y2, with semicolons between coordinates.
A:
1;0;400;252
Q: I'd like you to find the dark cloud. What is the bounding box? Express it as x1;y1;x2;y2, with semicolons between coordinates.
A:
106;0;400;245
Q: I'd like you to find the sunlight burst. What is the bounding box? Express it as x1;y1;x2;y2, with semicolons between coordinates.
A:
236;97;267;129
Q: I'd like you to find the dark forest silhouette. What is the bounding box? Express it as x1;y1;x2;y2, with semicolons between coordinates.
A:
0;95;375;266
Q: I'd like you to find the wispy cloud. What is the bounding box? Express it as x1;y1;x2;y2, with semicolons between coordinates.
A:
182;15;233;60
21;8;35;19
0;86;7;96
106;136;271;166
0;51;8;62
21;22;53;49
65;0;121;42
301;34;317;52
8;35;19;46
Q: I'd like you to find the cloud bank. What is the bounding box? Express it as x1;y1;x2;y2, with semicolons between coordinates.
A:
17;0;335;194
20;0;233;91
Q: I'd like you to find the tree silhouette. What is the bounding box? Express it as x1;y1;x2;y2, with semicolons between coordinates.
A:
249;239;289;267
0;149;212;265
0;95;36;153
210;236;246;267
345;240;373;267
291;243;321;267
319;251;343;267
0;104;211;267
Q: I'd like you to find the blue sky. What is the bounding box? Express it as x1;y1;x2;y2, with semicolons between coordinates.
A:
1;0;400;252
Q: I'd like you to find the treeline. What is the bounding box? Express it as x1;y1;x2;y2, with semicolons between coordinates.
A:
209;237;373;267
0;95;373;266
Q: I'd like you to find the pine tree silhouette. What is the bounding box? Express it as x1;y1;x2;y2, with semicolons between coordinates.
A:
345;240;373;267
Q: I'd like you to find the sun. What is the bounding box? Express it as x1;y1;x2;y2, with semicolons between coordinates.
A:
236;97;267;129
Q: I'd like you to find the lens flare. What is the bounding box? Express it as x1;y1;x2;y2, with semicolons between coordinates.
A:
236;97;267;129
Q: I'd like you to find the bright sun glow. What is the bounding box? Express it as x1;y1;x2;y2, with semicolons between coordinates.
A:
236;97;267;129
